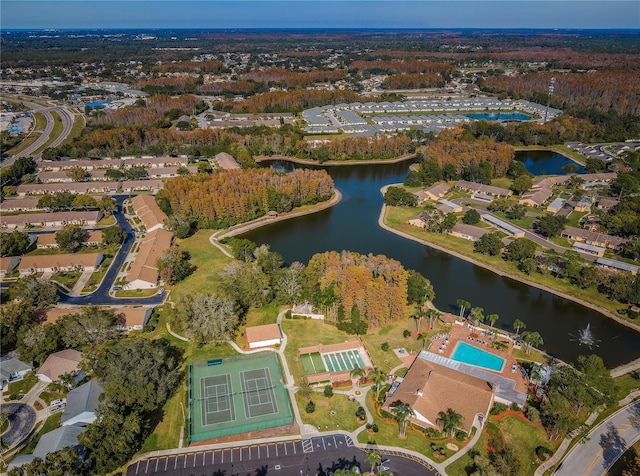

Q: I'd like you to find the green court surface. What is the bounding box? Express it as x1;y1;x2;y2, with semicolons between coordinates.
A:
301;352;327;375
322;350;365;372
188;352;293;443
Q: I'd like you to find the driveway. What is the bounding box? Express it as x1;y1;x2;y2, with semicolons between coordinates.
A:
555;401;640;476
0;403;36;447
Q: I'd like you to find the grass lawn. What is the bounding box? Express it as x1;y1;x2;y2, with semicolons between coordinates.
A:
384;205;628;317
96;214;117;227
4;373;38;401
51;271;81;289
614;372;640;399
116;288;159;298
512;348;548;364
62;114;85;145
234;303;283;348
295;392;363;433
6;132;42;156
82;255;114;293
281;319;355;382
360;319;427;374
39;383;67;405
33;111;47;131
446;413;560;476
34;110;64;154
170;230;233;301
19;413;62;456
358;391;457;463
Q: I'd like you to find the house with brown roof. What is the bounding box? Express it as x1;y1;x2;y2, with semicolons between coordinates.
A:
455;180;512;198
130;194;168;232
19;253;103;275
124;156;189;168
597;197;619;212
121;180;164;193
16;182;120;197
382;353;495;435
37;349;83;383
412;183;450;204
449;224;489;242
36;230;103;249
519;187;553;207
146;166;198;178
0;256;21;277
561;226;627;250
245;323;282;349
214;152;241;170
0;211;103;231
126;228;173;289
0;198;43;212
408;215;427;229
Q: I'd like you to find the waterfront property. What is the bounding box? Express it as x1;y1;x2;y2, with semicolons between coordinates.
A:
481;214;525;238
561;226;627;251
188;352;293;443
298;340;374;385
455;180;513;198
595;258;639;275
449;224;489;242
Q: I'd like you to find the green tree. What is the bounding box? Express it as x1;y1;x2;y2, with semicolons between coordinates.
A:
504;238;536;262
536;215;568;238
71;193;98;209
462;209;481;225
323;385;334;398
225;237;257;262
174;293;240;346
511;175;533;195
297;376;312;400
102;225;126;245
457;299;471;320
0;230;31;256
350;366;365;390
16;323;63;365
470;307;484;325
58;306;119;348
9;275;59;309
487;313;499;329
65;167;91;182
391;403;415;438
55;225;89;252
417;331;429;350
612;173;640;198
474;231;503;256
88;337;182;413
366;450;382;475
521;331;544;354
384;186;418;207
440;213;458;234
164;213;195;239
98;196;118;214
368;368;387;402
406;269;435;304
156;246;196;285
437;407;464;438
505;204;526;220
0;302;35;351
219;260;270;308
512;319;526;335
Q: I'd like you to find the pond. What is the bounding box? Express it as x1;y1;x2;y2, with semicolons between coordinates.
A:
241;156;640;368
515;149;585;176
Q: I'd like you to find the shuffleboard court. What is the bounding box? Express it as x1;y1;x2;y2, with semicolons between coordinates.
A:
188;352;294;443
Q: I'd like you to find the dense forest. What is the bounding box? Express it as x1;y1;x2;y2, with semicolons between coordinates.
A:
159;168;334;228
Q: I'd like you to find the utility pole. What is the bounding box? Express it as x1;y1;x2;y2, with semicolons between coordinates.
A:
543;77;556;124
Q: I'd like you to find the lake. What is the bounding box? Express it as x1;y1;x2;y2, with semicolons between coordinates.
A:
241;155;640;368
515;149;586;176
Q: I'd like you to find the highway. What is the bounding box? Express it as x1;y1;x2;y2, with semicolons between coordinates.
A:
3;96;78;164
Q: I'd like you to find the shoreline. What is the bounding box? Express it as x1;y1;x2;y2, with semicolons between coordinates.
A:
254;153;416;167
213;188;342;241
377;185;640;345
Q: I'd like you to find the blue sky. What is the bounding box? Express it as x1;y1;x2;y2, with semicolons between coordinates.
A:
2;1;639;29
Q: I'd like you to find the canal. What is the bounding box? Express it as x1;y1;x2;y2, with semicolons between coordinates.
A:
241;152;640;367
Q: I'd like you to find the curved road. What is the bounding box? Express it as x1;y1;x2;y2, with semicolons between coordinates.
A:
58;195;166;306
0;403;36;447
555;400;640;476
4;97;77;164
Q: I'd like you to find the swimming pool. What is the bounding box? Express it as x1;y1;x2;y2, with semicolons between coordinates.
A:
450;341;505;372
465;112;531;122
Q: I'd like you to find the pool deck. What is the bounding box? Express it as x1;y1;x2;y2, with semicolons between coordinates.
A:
425;323;529;395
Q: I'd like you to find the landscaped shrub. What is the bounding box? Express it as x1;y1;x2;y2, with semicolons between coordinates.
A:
355;406;367;420
323;385;334;398
525;405;540;423
403;329;411;338
485;422;506;452
380;342;390;352
536;446;553;461
370;423;378;433
305;401;316;414
510;402;521;412
489;402;508;415
285;310;292;319
425;427;442;438
455;430;467;442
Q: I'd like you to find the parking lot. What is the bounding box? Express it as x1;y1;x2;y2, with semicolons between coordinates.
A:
129;435;356;475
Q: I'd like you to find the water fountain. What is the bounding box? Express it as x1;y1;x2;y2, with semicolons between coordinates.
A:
576;323;599;348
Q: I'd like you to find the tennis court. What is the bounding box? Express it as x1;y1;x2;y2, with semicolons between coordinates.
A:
322;349;366;372
189;352;293;443
300;352;327;375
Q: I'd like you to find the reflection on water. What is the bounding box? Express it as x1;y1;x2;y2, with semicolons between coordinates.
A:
242;158;640;367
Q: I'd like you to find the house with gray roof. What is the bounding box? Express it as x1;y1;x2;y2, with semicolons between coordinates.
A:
0;353;33;390
61;380;104;427
7;426;86;471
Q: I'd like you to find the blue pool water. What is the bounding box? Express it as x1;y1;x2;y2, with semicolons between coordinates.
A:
450;341;505;372
85;101;112;108
465;112;531;122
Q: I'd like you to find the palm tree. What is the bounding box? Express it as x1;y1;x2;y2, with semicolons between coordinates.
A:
410;310;424;333
417;331;429;350
437;408;464;438
456;299;471;320
298;376;312;400
350;366;365;390
365;450;381;475
391;403;414;438
487;313;499;329
513;319;526;335
521;331;544;354
425;309;441;329
470;307;484;325
368;368;387;402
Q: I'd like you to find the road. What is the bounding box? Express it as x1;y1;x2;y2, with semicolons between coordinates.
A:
0;403;36;447
555;400;640;476
127;434;437;476
58;195;166;306
3;96;77;164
